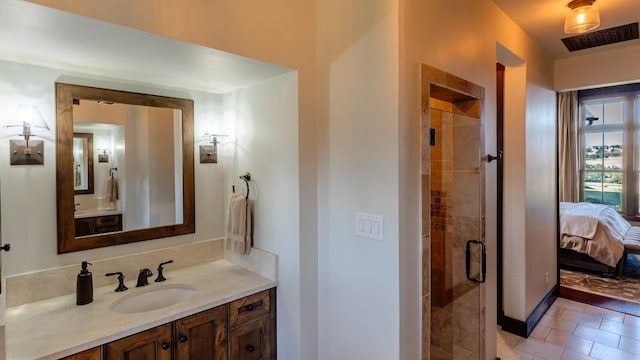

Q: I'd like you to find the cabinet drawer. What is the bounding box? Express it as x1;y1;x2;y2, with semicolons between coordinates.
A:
229;289;272;328
96;215;120;227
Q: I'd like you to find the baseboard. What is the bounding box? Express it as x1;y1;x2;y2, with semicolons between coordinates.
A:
499;285;559;338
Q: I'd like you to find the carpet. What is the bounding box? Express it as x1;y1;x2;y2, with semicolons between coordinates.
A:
560;254;640;305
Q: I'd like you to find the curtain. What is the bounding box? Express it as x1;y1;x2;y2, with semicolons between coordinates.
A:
558;91;579;202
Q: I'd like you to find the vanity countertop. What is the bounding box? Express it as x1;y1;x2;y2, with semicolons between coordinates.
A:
5;259;277;360
73;208;122;219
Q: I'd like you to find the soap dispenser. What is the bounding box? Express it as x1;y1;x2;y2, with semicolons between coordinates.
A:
76;261;93;305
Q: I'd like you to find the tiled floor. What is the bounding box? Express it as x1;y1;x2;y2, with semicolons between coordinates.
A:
498;297;640;359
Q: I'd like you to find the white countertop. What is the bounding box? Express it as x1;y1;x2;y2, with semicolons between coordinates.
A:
6;260;276;360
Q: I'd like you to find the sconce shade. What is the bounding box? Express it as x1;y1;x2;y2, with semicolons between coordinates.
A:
200;130;227;164
5;104;49;131
564;0;600;34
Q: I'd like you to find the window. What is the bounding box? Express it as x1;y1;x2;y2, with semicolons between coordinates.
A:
579;84;640;217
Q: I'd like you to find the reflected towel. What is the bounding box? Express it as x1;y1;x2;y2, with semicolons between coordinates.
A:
75;166;81;187
106;177;118;203
226;193;252;255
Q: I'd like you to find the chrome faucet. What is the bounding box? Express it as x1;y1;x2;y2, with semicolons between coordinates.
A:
136;268;153;287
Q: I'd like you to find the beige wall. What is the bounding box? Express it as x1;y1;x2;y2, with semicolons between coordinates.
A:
317;1;401;358
17;0;561;359
402;0;557;357
555;44;640;91
503;64;528;320
21;1;318;359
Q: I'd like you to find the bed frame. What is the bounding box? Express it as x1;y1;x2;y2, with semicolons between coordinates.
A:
559;248;623;277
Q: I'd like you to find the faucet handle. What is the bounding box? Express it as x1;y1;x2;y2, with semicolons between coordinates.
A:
106;272;128;292
155;260;174;282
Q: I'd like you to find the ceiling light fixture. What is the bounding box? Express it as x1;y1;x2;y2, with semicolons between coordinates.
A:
564;0;600;34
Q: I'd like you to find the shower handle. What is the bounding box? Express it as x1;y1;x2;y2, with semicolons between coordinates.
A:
465;240;486;284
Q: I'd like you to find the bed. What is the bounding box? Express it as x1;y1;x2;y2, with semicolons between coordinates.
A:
559;202;640;276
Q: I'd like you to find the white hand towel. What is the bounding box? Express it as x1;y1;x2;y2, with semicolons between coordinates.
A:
226;193;252;255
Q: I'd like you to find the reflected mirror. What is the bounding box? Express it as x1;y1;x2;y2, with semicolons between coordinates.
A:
73;132;94;195
56;83;195;253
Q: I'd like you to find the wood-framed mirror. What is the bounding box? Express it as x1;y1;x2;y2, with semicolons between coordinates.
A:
73;132;94;195
56;83;195;253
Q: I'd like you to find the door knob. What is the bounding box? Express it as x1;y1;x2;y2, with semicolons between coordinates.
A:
486;151;503;163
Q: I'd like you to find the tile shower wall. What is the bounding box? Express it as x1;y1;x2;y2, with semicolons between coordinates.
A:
428;104;483;360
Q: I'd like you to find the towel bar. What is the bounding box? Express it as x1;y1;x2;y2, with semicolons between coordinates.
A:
239;173;251;199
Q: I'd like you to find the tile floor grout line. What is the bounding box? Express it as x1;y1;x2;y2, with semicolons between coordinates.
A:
498;297;640;360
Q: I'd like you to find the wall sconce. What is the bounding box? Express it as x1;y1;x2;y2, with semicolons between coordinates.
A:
97;148;110;163
4;104;49;165
564;0;600;34
199;132;227;164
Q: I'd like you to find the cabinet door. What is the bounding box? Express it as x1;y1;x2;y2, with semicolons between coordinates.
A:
104;323;172;360
228;316;273;360
175;305;227;360
60;346;102;360
74;217;95;237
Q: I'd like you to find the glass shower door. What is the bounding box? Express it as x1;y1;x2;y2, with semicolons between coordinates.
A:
429;98;485;360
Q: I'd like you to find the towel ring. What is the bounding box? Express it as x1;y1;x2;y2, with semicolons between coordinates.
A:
239;173;251;199
110;167;118;177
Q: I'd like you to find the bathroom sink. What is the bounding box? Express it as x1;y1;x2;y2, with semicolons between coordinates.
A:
110;284;196;314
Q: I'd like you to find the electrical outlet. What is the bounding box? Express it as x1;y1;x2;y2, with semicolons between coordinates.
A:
545;272;549;285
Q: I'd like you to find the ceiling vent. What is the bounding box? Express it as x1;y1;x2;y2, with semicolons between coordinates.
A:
561;22;639;52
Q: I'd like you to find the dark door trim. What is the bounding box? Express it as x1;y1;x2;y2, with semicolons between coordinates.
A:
496;63;505;324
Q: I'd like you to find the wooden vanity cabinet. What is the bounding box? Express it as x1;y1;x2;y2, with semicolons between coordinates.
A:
74;288;275;360
75;214;122;236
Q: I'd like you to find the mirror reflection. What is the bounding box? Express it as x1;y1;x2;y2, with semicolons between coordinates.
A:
56;83;195;253
73;132;94;194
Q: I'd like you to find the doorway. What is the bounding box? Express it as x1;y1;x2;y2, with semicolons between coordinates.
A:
421;65;486;359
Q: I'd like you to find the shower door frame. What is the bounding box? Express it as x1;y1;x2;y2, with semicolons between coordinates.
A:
421;64;487;359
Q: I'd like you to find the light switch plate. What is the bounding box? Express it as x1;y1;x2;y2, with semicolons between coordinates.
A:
355;212;383;241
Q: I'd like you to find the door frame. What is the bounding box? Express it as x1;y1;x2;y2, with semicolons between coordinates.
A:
421;64;488;359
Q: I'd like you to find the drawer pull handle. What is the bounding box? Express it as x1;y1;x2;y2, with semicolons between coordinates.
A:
246;345;255;353
245;304;254;311
161;342;170;350
179;335;188;343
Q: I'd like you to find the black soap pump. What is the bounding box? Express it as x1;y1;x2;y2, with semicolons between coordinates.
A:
76;261;93;305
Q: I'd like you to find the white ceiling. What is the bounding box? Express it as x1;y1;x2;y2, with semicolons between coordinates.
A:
0;0;291;94
492;0;640;59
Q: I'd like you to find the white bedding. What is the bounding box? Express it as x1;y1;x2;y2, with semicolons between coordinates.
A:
559;202;629;268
